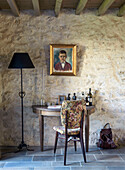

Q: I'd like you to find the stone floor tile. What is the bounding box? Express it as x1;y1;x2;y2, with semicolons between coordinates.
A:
67;154;83;162
27;147;61;156
1;145;125;169
0;146;27;156
26;146;41;153
1;150;27;157
71;167;107;170
107;167;125;170
62;145;102;154
33;156;55;161
61;147;83;154
87;148;102;155
81;162;125;167
55;154;96;162
34;167;70;170
0;168;33;170
1;156;32;162
100;149;121;155
61;146;101;155
119;155;125;161
86;154;97;162
95;154;123;161
55;155;65;162
56;154;83;162
4;162;51;168
0;163;5;168
100;146;125;155
53;167;70;170
52;161;81;166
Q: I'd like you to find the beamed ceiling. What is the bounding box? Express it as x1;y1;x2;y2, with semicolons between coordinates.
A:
0;0;125;17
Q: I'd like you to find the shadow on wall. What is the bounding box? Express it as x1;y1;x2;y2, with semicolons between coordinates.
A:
113;129;125;146
90;90;125;146
76;44;86;76
33;75;40;105
44;44;50;76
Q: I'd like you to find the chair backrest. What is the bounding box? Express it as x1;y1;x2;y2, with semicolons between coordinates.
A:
60;100;86;129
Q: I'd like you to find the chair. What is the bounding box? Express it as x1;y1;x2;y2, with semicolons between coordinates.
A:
53;100;86;165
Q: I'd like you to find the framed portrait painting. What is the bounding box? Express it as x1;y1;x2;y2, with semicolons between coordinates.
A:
58;95;66;105
50;44;76;76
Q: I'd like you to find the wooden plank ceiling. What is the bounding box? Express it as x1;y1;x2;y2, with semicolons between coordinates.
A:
0;0;124;17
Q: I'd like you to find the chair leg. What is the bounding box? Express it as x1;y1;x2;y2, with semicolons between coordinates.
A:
80;135;86;163
64;135;68;165
74;137;77;151
54;131;58;154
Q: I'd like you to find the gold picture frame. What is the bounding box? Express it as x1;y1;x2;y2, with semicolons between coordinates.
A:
58;95;66;105
50;44;76;76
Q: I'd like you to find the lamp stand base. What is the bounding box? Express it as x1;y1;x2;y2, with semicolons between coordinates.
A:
15;141;34;153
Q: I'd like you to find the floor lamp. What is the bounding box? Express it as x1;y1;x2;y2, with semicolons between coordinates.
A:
8;53;35;151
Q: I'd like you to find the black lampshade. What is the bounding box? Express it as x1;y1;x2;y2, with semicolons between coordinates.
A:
8;53;35;69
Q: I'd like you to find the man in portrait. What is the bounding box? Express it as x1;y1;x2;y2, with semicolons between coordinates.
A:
54;50;72;71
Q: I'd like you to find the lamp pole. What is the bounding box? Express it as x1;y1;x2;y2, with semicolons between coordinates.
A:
17;69;33;151
8;52;35;152
21;68;24;146
18;68;26;150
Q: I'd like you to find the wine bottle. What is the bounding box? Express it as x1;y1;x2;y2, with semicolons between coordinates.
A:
72;93;77;100
86;97;89;106
88;88;92;106
67;93;71;100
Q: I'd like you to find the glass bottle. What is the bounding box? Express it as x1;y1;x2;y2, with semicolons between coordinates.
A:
67;93;71;100
72;93;77;100
86;97;89;106
41;94;45;106
88;88;92;106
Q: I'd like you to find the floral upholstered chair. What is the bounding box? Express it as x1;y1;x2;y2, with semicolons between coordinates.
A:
53;100;86;165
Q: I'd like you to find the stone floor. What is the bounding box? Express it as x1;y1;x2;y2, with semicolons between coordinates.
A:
0;145;125;170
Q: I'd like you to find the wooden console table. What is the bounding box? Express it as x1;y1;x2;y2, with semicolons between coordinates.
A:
32;105;95;152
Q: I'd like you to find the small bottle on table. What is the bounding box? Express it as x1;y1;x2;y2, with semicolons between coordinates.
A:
72;93;77;100
87;88;93;106
67;93;71;100
86;97;89;106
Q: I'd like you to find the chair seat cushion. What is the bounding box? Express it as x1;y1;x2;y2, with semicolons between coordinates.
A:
53;126;80;135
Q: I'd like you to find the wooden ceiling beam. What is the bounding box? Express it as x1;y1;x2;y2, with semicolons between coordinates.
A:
76;0;88;15
32;0;41;16
117;4;125;17
7;0;19;17
97;0;115;16
55;0;63;17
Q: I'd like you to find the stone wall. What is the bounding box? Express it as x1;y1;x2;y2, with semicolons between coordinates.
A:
0;9;125;146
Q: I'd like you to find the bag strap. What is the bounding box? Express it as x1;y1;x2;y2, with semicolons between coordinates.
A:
103;123;110;129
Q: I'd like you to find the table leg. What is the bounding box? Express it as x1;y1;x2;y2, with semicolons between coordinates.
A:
39;114;44;151
85;110;89;152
